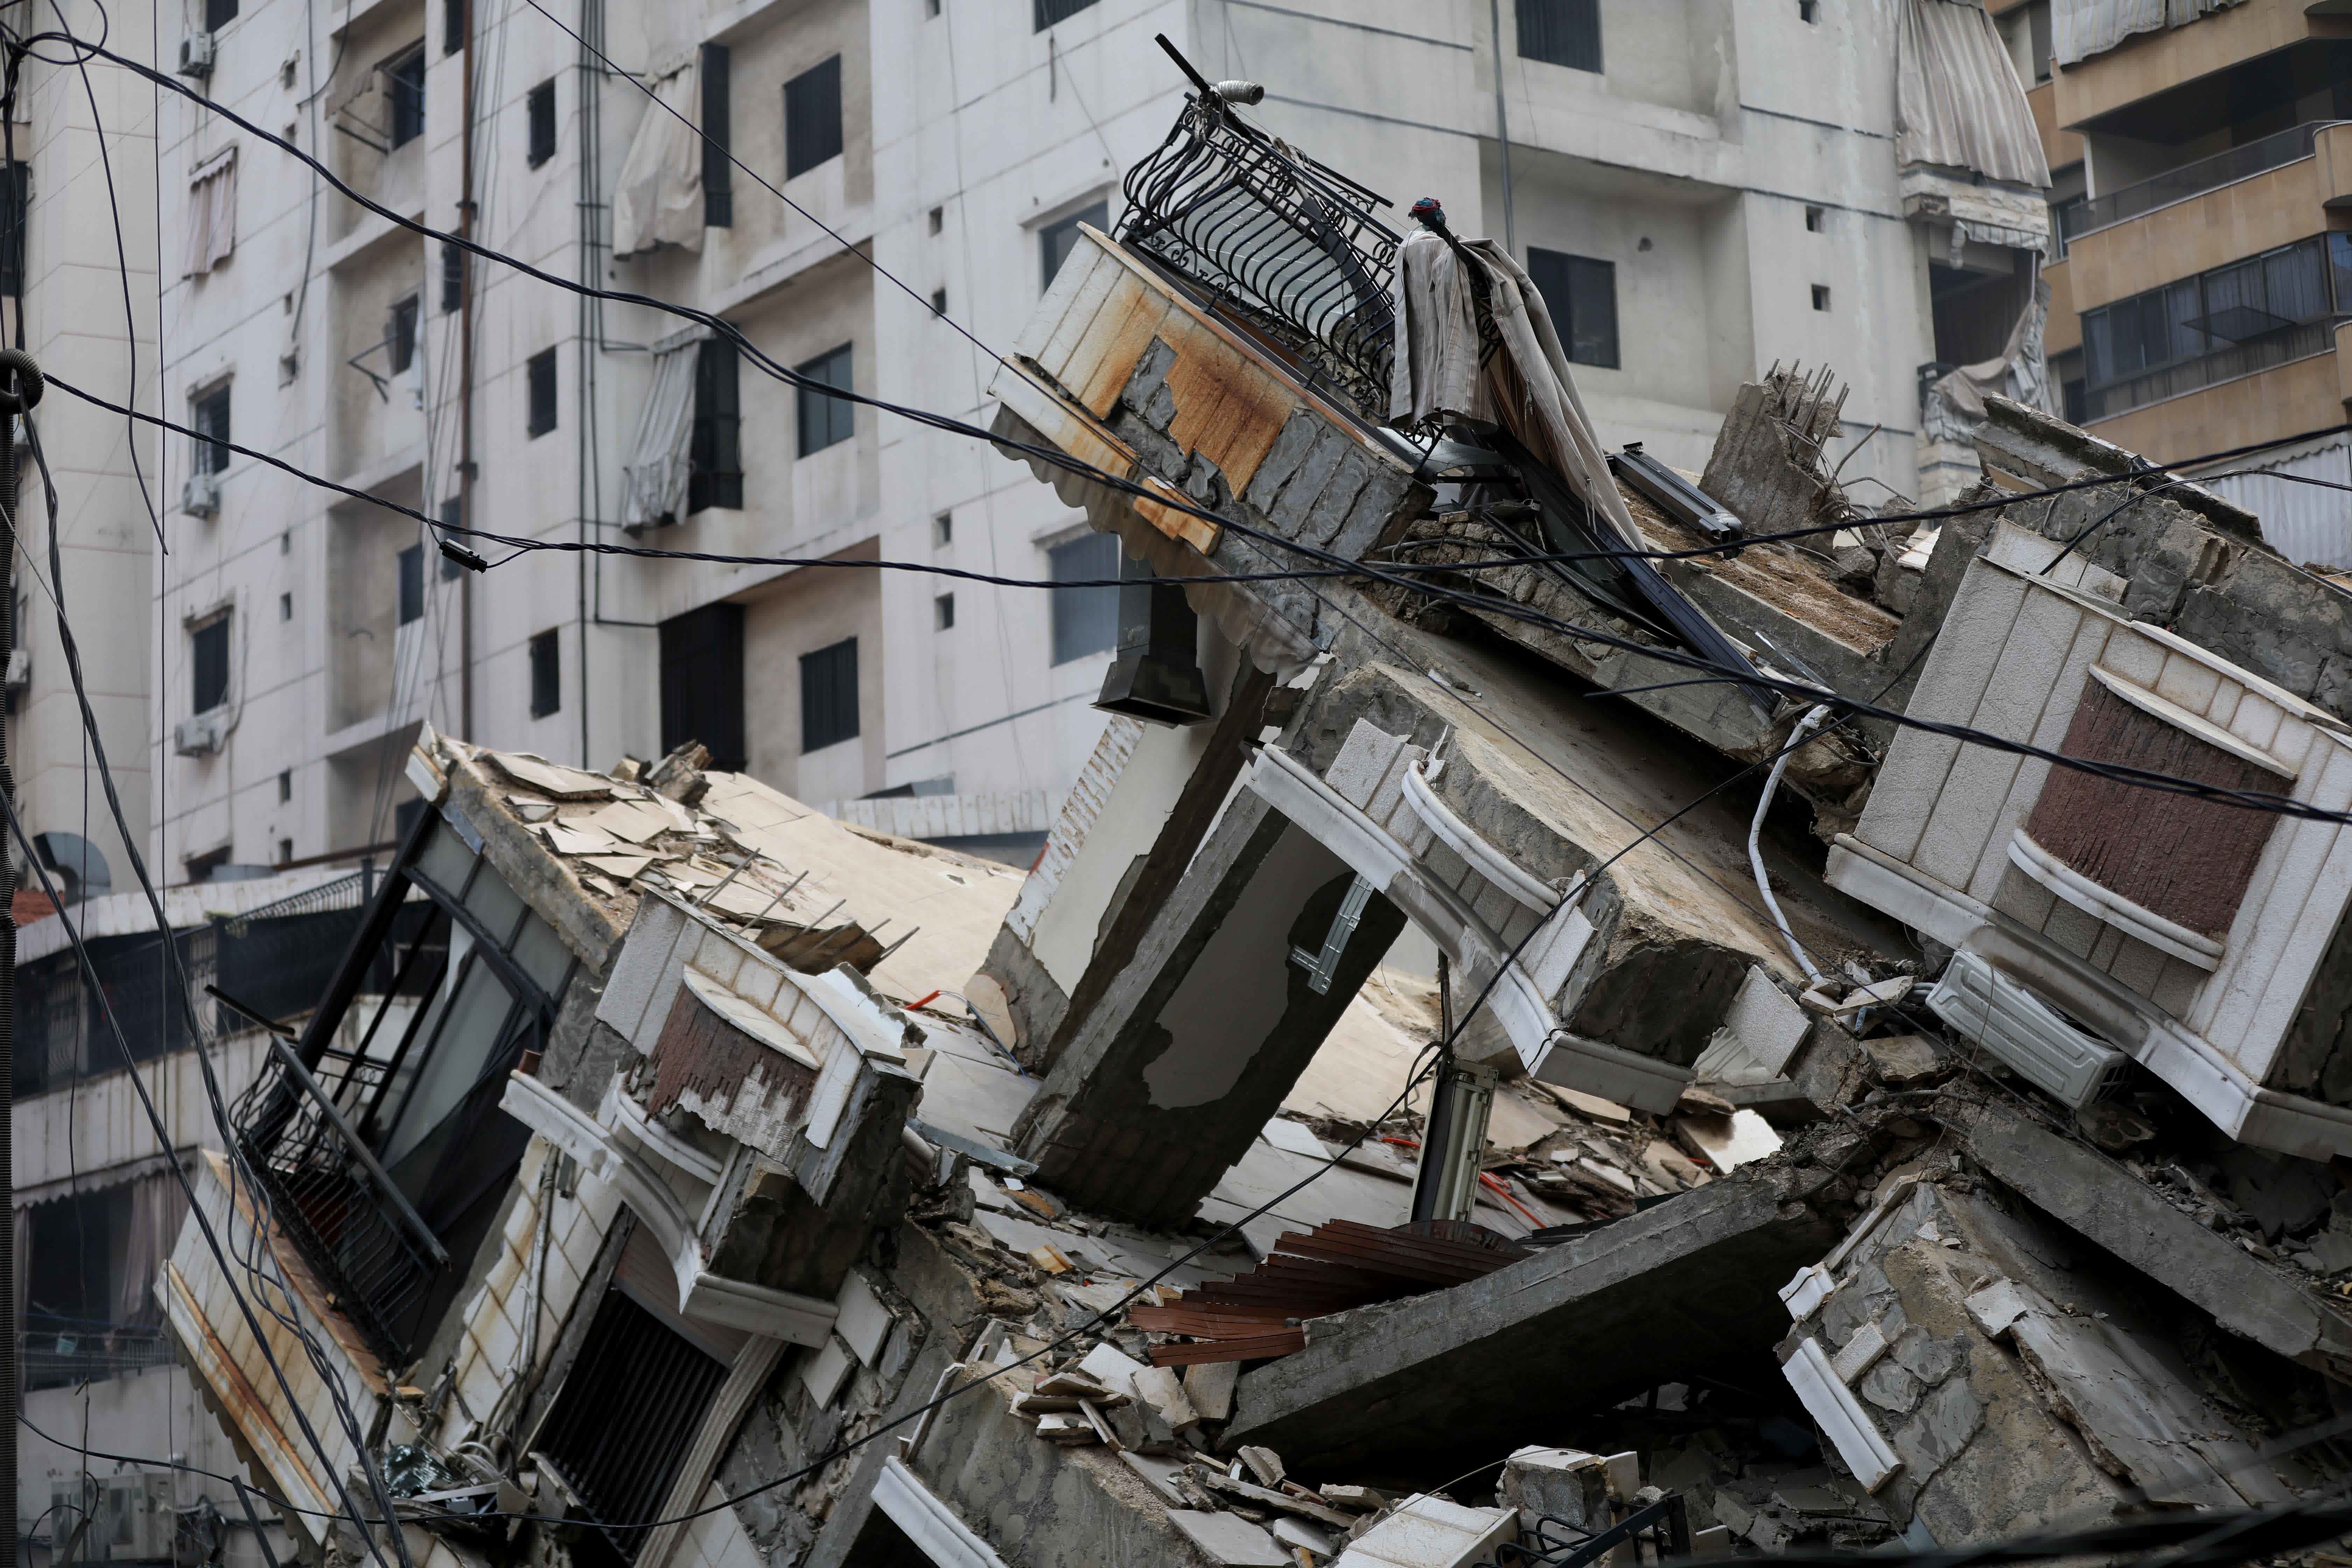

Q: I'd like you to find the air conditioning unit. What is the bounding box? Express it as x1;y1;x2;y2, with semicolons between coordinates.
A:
50;1473;178;1561
173;709;227;756
5;646;28;693
176;32;215;79
179;471;219;518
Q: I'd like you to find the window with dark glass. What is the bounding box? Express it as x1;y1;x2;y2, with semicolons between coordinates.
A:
205;0;237;29
1517;0;1601;71
442;0;464;54
1526;248;1619;369
1040;200;1108;293
192;384;232;474
528;628;559;717
527;347;557;436
527;79;556;167
796;343;853;455
398;544;424;624
438;497;464;578
192;615;230;713
659;603;746;771
800;637;859;752
784;55;842;179
701;45;732;226
385;47;426;148
441;243;464;313
689;338;742;513
1034;0;1099;27
2081;234;2344;402
387;295;420;375
1048;532;1119;664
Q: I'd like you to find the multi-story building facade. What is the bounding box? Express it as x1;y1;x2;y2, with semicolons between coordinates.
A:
2029;0;2352;566
7;0;161;916
145;0;2051;887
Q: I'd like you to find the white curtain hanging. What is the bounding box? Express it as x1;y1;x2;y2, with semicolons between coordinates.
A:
1897;0;2051;188
622;329;707;528
181;146;238;278
611;62;704;259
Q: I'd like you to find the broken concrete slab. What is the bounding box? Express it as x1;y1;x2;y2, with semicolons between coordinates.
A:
1959;1098;2352;1377
1333;1494;1515;1568
1778;1175;2302;1542
1223;1164;1840;1476
1168;1509;1291;1566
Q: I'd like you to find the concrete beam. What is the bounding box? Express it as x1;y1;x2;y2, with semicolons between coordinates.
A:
1012;790;1407;1225
1960;1097;2352;1377
1222;1166;1839;1479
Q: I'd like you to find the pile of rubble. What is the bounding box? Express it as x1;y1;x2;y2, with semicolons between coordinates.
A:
151;93;2352;1568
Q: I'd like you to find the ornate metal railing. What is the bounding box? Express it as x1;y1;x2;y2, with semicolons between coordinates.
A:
232;1035;447;1368
1118;89;1401;419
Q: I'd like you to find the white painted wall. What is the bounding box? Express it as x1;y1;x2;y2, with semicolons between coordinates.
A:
141;0;1970;881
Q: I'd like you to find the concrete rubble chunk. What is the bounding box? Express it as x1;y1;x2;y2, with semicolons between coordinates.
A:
1273;1515;1339;1559
1499;1446;1608;1531
1333;1494;1516;1568
1228;1163;1840;1474
1239;1443;1287;1486
1169;1509;1294;1567
1186;1356;1240;1422
1133;1364;1201;1429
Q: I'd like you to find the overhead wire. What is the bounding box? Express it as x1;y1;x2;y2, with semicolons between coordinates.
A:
26;14;2352;1552
12;410;418;1568
19;24;2333;593
44;364;2352;832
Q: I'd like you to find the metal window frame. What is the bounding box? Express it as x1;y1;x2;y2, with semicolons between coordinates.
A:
1046;530;1121;665
383;45;426;148
794;342;854;455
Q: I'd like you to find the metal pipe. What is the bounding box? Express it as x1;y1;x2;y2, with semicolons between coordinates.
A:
1489;0;1517;255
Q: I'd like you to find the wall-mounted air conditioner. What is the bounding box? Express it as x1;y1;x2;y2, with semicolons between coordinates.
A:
176;33;214;79
173;709;227;756
180;471;219;518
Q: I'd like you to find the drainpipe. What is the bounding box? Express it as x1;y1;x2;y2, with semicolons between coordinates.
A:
1489;0;1517;255
458;0;477;739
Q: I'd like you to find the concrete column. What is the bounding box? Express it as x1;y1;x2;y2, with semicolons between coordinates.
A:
1013;792;1405;1226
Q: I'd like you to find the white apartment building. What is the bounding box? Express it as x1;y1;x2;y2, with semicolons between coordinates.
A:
143;0;2052;886
7;0;162;918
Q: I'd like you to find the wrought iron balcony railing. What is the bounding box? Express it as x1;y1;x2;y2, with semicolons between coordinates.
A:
232;1031;449;1369
1117;83;1401;420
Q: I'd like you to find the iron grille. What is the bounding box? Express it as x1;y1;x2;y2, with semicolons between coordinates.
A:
1117;92;1401;420
232;1045;443;1368
536;1289;728;1560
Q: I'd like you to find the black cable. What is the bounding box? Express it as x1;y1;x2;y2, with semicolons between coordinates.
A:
15;418;417;1568
0;787;406;1568
46;363;2352;833
16;24;2338;588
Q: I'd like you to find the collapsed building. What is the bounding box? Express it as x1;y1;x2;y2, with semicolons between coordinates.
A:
153;68;2352;1568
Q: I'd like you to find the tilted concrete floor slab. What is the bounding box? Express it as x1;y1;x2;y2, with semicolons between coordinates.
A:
1221;1162;1841;1479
